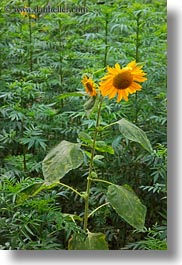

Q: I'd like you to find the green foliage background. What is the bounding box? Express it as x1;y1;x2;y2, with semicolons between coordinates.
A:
0;0;167;250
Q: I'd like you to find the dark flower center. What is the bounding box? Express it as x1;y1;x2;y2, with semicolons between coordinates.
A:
86;82;93;92
113;71;133;90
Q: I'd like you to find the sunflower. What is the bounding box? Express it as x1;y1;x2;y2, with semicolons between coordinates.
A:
99;61;147;102
82;76;97;97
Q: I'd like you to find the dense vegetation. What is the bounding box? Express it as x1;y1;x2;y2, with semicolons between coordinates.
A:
0;0;167;250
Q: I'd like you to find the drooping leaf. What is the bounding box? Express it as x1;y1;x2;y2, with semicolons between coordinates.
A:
18;182;44;196
107;184;146;230
68;231;109;250
117;118;153;153
42;140;84;183
84;96;99;117
84;96;96;111
16;182;44;203
16;182;59;203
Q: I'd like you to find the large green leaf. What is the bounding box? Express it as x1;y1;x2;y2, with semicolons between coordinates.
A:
117;118;153;153
42;140;84;183
107;184;146;230
68;231;109;250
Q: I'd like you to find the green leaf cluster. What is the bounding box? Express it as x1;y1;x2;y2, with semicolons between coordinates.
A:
0;0;166;250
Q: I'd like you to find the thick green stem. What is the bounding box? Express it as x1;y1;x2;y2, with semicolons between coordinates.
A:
83;14;109;229
58;20;64;107
83;97;103;230
135;12;141;124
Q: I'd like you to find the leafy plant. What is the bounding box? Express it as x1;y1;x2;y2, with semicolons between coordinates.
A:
42;60;152;249
122;221;167;250
0;175;82;250
0;0;166;250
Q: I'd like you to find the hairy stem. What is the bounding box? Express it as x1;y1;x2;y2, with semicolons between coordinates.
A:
83;97;103;230
58;20;64;108
135;12;141;124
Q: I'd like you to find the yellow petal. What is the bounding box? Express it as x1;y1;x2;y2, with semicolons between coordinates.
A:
127;61;136;69
122;90;129;101
115;63;121;71
117;90;123;102
108;89;117;99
